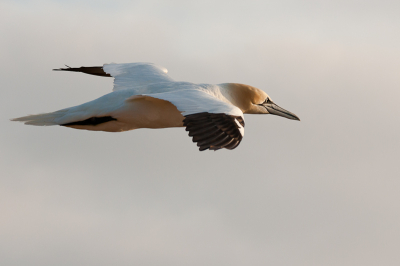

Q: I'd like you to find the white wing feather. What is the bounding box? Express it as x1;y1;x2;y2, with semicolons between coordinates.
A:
138;89;245;136
103;63;174;91
142;89;243;117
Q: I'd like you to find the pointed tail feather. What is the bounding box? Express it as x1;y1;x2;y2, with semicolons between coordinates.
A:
11;109;70;126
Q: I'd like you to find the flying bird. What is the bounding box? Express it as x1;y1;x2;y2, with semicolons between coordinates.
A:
12;63;300;151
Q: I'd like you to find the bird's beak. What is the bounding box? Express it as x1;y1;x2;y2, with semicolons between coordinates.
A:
263;102;300;121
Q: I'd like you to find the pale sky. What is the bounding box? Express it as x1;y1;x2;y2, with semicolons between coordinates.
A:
1;0;400;265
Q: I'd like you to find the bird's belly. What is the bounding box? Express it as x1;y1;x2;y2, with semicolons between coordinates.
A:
113;96;184;130
65;95;184;132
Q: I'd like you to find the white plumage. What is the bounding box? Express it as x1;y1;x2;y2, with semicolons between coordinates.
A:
12;63;299;151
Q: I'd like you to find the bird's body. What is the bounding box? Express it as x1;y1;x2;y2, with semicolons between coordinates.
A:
12;63;299;151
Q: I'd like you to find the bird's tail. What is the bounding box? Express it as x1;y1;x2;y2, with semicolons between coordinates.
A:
11;94;123;131
11;109;70;126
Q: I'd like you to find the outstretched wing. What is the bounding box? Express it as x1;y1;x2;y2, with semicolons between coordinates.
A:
183;112;245;151
103;63;174;91
140;89;245;151
54;62;174;91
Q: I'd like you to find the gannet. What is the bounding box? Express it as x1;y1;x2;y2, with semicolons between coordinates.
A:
12;63;300;151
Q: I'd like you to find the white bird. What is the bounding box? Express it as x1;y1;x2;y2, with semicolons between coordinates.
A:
12;63;299;151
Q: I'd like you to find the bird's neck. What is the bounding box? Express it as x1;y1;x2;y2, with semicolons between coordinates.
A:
218;83;256;113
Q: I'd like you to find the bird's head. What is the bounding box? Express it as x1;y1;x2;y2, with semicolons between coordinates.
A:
220;83;300;120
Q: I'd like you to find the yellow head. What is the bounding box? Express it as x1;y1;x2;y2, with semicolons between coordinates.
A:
219;83;300;120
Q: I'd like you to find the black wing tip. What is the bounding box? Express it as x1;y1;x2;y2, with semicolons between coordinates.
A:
185;112;244;152
53;65;71;71
61;116;116;126
52;65;111;77
199;146;209;151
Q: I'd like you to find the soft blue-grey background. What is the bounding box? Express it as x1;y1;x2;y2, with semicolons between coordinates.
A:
1;0;399;265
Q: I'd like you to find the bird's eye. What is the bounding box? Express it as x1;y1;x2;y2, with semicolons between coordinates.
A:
264;98;272;104
258;98;272;106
